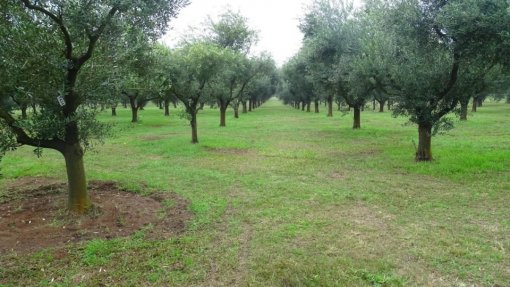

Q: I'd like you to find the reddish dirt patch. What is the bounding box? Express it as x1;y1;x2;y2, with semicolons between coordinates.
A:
0;178;192;254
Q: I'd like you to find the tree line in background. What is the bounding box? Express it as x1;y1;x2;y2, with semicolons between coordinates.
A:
279;0;510;161
0;1;277;213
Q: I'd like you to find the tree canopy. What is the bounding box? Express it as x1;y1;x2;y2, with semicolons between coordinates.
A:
0;0;188;212
281;0;510;161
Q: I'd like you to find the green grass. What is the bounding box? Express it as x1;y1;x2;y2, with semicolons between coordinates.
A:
1;99;509;286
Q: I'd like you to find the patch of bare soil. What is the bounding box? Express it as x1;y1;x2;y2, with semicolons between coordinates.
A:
140;135;168;141
329;171;347;179
0;177;192;254
204;146;250;155
139;132;182;141
356;148;381;156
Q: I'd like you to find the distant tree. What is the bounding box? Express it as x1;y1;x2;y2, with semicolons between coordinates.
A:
206;10;267;125
299;0;353;118
165;42;226;143
332;19;367;129
208;9;258;54
209;49;248;127
282;53;315;112
153;45;180;117
454;62;494;121
104;34;166;123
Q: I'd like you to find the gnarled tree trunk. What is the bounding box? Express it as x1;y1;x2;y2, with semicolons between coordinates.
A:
233;101;239;119
353;106;361;129
164;99;170;116
191;112;198;144
378;100;386;112
220;103;227;127
63;143;90;213
314;100;319;113
327;96;333;117
131;107;138;123
111;107;117;116
242;101;248;113
128;95;139;123
460;98;469;121
416;123;433;161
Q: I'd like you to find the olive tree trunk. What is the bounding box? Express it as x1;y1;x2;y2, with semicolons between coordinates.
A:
164;99;170;116
416;123;433;161
191;111;198;144
242;101;248;113
327;96;333;117
353;106;361;129
128;95;139;122
64;144;90;213
460;98;469;121
379;100;386;112
131;107;138;123
220;106;227;127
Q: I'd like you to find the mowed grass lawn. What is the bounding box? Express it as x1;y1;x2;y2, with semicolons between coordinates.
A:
1;99;509;286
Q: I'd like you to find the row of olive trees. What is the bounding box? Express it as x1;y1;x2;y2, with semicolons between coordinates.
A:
0;0;189;213
82;10;278;142
280;0;510;161
0;1;276;214
96;10;278;142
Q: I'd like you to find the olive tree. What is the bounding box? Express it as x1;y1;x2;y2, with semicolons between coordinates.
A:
299;0;354;118
165;42;227;143
206;10;261;125
0;0;188;213
383;0;510;161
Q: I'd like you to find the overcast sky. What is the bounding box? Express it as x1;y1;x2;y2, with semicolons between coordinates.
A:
160;0;321;67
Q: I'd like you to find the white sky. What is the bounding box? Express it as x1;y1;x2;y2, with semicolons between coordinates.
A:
160;0;318;67
161;0;365;67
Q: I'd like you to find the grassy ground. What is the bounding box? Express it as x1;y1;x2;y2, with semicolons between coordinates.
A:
0;99;509;286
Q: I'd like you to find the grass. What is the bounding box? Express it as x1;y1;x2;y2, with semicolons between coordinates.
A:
0;99;509;286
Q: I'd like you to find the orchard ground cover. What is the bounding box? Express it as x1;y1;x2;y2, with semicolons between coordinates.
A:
0;99;509;286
